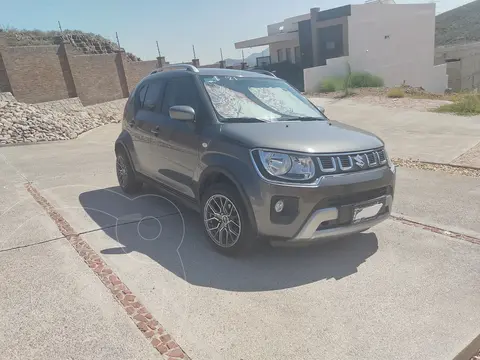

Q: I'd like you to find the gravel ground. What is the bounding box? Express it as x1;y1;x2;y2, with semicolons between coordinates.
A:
393;158;480;177
308;87;452;112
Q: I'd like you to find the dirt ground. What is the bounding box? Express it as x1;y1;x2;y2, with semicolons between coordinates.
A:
307;87;453;112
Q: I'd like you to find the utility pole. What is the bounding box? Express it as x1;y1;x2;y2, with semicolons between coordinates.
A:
242;50;245;63
220;48;224;61
156;41;161;57
115;32;121;50
192;44;197;59
58;21;63;33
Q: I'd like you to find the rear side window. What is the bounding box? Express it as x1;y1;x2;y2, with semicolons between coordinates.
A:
134;84;148;111
143;80;165;111
161;77;200;115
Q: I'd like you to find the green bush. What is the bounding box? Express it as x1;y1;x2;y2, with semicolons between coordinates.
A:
317;72;383;93
318;76;344;93
319;79;336;92
348;72;384;88
434;94;480;116
387;88;405;98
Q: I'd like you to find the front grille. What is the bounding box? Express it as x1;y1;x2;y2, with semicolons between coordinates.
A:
317;149;387;174
326;187;389;207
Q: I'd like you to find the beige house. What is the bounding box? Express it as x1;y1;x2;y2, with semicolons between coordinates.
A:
435;42;480;91
235;2;447;93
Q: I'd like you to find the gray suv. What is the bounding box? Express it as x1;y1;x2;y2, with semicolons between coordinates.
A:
115;65;396;255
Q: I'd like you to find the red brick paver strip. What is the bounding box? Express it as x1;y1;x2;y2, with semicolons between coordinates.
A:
25;183;190;360
391;214;480;246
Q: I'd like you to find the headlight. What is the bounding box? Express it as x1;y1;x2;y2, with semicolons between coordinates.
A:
257;150;316;181
383;147;394;169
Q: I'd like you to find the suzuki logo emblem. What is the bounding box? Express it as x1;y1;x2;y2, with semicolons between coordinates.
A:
353;154;366;168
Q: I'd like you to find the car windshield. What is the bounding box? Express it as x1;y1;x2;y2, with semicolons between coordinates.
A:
200;75;326;122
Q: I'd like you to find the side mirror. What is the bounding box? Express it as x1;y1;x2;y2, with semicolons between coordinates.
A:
169;105;195;121
317;105;325;114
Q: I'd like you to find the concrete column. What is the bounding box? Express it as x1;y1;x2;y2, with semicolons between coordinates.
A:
115;50;129;97
56;37;78;98
0;33;13;93
310;7;320;67
157;56;166;68
192;58;200;67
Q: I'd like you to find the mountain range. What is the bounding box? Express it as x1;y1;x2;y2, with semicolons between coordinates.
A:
223;49;270;67
435;0;480;46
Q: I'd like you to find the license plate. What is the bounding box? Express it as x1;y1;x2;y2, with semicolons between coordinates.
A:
353;202;383;223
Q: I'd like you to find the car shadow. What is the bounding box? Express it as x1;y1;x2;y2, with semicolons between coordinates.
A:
78;186;379;292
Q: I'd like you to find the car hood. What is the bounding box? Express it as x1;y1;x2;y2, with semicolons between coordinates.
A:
219;120;384;153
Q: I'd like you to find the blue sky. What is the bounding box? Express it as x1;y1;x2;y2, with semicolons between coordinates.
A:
1;0;473;64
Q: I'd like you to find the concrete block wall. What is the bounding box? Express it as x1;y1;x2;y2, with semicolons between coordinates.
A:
124;59;158;91
69;53;125;105
0;34;175;106
1;45;71;103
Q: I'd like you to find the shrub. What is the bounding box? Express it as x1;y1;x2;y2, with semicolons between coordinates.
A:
387;88;405;98
434;94;480;116
318;76;344;93
348;72;384;88
319;79;337;92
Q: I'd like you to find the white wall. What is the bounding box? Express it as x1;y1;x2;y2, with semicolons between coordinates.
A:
267;13;310;35
347;3;447;93
304;56;349;92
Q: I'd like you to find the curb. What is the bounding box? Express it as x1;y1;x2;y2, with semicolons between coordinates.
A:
390;213;480;246
392;158;480;172
453;333;480;360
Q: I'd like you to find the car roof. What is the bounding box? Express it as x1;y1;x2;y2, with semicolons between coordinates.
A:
147;67;274;80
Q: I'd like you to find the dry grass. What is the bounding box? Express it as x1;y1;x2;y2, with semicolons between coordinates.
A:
433;94;480;116
387;88;405;98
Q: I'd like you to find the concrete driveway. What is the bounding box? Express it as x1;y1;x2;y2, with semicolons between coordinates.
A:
1;122;479;360
310;97;480;165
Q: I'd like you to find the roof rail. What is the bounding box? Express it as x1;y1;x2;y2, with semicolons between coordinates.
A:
150;64;199;74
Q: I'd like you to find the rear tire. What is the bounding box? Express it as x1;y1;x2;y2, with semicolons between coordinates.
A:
201;183;255;256
116;148;143;194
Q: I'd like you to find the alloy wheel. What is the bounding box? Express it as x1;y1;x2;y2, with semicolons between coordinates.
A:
116;155;128;188
204;194;242;248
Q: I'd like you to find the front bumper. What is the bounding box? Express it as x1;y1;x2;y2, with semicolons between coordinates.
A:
249;165;396;243
289;194;392;244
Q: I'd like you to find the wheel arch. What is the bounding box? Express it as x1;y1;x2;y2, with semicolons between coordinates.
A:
198;167;258;236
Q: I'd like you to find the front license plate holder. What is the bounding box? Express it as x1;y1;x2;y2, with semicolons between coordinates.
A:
352;198;385;224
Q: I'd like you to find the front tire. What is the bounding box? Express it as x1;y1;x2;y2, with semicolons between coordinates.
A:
116;149;143;194
201;183;255;256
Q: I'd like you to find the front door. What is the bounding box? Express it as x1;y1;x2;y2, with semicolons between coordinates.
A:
149;76;202;198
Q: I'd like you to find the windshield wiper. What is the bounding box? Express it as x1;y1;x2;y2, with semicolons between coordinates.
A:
222;117;267;123
280;116;326;122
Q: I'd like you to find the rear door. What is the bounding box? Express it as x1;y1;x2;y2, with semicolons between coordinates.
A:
126;83;150;173
132;79;166;177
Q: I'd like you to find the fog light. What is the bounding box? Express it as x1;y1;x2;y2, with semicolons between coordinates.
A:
274;200;284;213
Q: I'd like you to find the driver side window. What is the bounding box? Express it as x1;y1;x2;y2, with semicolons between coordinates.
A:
161;77;199;116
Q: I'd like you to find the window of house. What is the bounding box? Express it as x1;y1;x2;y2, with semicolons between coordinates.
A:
294;46;301;64
277;49;283;62
143;80;165;111
161;77;200;116
326;41;336;50
286;48;292;63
